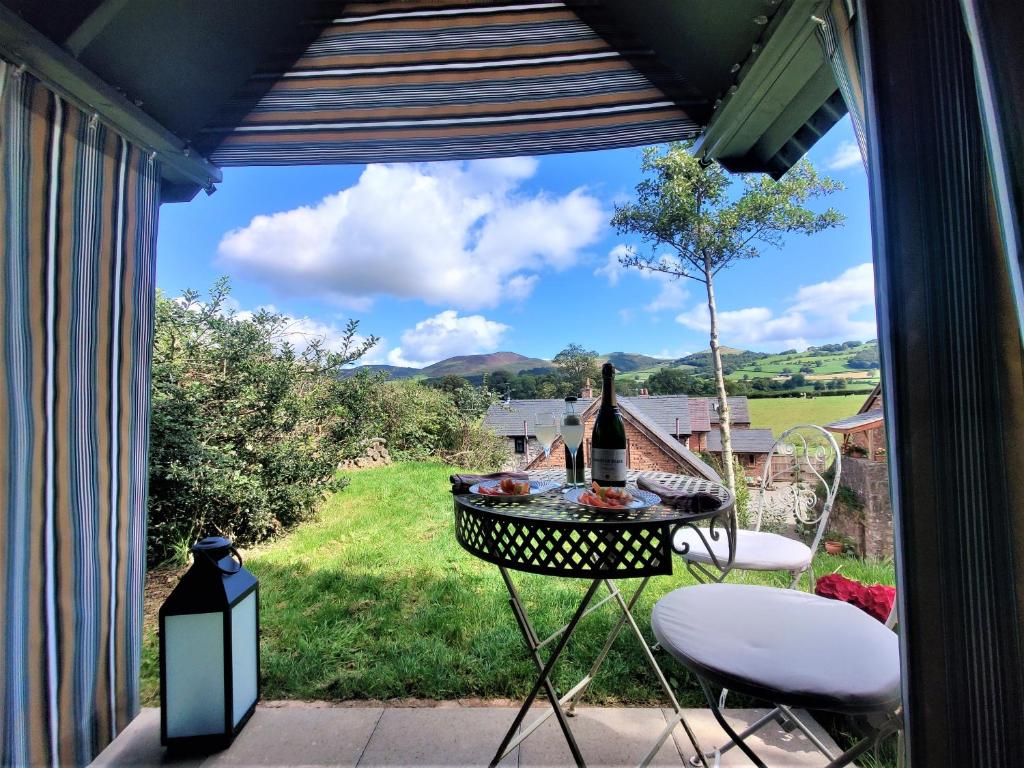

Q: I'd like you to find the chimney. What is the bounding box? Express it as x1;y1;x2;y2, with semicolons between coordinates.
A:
581;378;593;399
640;388;650;397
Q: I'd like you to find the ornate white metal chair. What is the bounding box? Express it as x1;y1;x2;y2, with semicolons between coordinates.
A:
652;583;902;768
673;424;841;588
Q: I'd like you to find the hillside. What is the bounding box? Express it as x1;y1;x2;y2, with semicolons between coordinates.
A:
599;352;670;372
345;342;880;390
421;351;552;377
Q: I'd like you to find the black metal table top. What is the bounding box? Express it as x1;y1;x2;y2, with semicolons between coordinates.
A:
453;470;734;579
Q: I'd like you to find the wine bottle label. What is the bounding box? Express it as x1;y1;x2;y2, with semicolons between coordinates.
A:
591;448;627;482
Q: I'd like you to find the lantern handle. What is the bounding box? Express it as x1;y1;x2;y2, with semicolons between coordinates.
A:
197;544;243;574
219;546;243;575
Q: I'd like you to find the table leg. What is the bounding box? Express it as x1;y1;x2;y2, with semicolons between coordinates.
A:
490;569;602;768
566;577;649;715
600;579;710;768
492;570;709;768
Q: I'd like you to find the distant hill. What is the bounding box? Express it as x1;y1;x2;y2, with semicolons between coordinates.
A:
421;351;553;378
599;352;670;372
344;343;879;390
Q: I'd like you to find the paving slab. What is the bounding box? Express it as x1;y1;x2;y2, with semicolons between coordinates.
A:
664;708;845;767
91;707;384;767
356;707;520;767
92;705;847;767
519;707;681;767
91;709;202;768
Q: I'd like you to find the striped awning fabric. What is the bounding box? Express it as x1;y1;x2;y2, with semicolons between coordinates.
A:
198;0;703;165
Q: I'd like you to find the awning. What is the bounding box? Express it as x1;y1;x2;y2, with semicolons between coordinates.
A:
195;0;703;166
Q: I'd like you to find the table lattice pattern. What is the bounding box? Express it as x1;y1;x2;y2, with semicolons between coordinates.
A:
454;470;733;580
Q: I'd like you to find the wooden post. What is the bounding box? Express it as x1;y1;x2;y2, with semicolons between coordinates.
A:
523;420;529;463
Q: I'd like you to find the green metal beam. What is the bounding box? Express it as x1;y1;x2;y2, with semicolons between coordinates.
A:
0;4;220;199
696;0;837;175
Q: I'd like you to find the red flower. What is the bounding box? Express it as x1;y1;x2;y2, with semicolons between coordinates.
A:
815;574;895;624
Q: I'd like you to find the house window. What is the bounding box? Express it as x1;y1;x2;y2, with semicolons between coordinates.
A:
514;437;526;454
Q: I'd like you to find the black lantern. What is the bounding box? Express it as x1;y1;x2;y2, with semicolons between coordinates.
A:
159;537;259;749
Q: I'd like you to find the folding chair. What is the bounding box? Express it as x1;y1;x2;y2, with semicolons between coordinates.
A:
652;583;902;767
674;425;841;589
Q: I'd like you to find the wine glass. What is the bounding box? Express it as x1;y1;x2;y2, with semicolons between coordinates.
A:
534;412;558;459
561;410;585;488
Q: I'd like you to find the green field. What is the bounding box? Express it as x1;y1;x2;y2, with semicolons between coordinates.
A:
141;462;893;706
616;343;880;392
749;394;865;435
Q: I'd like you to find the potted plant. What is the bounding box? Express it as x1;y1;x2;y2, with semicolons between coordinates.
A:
824;539;844;556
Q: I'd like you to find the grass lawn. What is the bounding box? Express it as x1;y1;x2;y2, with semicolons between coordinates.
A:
141;462;894;707
749;394;866;435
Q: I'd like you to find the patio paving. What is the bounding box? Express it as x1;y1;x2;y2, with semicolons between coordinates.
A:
91;704;846;767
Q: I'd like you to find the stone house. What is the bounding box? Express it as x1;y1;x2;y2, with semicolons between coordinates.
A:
483;393;762;482
707;427;776;480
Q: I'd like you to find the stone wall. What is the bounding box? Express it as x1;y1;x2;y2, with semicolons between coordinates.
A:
828;456;894;559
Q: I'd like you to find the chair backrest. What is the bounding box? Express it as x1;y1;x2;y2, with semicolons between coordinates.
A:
752;424;842;553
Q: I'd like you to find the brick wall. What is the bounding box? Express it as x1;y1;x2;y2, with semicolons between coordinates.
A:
735;452;768;482
828;456;894;559
526;411;702;475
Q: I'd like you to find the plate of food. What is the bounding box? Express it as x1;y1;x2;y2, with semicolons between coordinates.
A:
564;482;661;512
469;477;560;501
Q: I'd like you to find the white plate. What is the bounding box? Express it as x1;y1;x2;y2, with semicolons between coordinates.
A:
563;485;661;511
468;479;560;502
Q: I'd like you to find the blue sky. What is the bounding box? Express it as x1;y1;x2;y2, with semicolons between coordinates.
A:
156;118;872;367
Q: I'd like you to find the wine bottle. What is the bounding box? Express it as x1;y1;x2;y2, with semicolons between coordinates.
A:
591;363;627;486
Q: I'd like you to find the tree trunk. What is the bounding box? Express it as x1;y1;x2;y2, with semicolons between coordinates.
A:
704;258;736;495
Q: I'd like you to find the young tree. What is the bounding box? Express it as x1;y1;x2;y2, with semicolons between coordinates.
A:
612;142;843;493
553;343;599;394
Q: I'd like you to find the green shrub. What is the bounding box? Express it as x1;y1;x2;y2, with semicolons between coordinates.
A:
329;376;502;470
147;280;375;564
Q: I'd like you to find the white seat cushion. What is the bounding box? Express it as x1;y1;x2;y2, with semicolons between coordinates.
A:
652;583;901;713
673;527;812;572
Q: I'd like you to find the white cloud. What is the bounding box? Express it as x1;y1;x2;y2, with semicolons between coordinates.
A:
233;304;383;360
826;140;863;171
386;310;509;368
594;245;633;286
217;159;604;310
648;347;694;360
645;280;688;313
675;262;876;349
595;244;689;312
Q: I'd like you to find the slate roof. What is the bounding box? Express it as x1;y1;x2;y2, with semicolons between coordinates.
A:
825;410;885;433
707;428;777;454
688;397;711;432
615;400;722;482
695;396;751;425
483;399;595;437
619;396;691;435
484;395;753;437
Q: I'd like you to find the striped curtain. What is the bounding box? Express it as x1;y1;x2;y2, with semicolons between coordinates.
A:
198;0;701;165
814;0;868;168
0;61;160;766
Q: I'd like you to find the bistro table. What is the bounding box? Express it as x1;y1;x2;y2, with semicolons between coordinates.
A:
452;469;736;768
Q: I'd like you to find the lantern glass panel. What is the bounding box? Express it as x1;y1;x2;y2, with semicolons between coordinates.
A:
164;612;225;738
231;592;258;726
